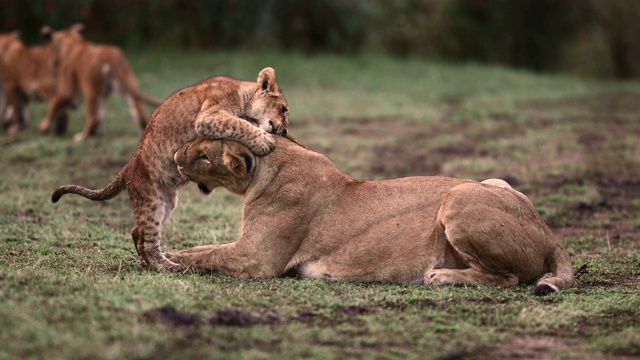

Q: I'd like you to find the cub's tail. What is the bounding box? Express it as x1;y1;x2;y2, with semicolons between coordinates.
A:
533;243;575;296
51;172;126;203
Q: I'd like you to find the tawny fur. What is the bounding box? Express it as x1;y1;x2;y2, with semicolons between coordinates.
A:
38;24;163;140
169;136;574;295
51;67;289;271
0;32;59;134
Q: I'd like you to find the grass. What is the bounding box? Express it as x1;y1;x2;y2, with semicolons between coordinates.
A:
1;50;640;359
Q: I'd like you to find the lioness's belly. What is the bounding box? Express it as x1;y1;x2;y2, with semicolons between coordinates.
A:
291;177;469;283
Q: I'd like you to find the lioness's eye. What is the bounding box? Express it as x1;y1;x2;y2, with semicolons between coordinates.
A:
282;106;288;117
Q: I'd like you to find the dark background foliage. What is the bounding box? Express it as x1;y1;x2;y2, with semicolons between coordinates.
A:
2;0;640;78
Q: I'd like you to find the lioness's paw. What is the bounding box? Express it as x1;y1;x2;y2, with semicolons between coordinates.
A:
152;258;186;273
145;253;186;272
164;252;188;267
425;270;453;286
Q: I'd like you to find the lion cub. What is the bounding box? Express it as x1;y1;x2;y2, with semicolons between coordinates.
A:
0;31;60;134
38;24;162;140
169;136;573;295
51;67;289;270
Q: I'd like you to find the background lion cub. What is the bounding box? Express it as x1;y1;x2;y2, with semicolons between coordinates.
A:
51;67;289;271
38;24;162;140
0;31;59;135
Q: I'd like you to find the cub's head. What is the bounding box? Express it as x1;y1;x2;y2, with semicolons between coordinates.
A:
175;136;255;195
246;67;289;136
41;23;85;58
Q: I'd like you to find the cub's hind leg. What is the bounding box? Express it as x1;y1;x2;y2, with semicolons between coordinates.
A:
74;78;107;141
127;177;184;271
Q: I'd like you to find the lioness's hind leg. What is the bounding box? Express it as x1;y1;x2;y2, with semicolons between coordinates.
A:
426;268;518;287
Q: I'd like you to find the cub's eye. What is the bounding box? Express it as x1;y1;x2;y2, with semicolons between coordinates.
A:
282;106;288;117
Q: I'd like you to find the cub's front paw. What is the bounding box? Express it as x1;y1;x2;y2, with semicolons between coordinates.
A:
251;134;276;156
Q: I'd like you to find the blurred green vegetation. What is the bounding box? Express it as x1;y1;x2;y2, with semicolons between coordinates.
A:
3;0;640;78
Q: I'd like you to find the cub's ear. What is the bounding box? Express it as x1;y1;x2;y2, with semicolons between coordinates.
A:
222;141;255;179
41;26;53;40
257;67;278;94
71;23;85;33
10;30;21;39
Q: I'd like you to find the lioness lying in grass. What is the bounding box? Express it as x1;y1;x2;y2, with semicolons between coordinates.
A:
169;136;574;295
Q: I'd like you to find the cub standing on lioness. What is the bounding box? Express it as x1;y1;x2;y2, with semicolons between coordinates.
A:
169;136;574;295
51;67;290;271
0;31;61;135
39;24;162;141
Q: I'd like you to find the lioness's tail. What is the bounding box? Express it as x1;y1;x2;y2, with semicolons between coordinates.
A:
51;172;125;203
533;244;575;296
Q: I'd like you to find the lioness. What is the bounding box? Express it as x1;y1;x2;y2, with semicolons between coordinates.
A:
169;136;574;295
39;24;162;140
0;31;61;134
51;67;289;270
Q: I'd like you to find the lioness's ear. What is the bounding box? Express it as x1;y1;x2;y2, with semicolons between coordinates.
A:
223;142;254;179
10;30;21;39
71;23;85;33
257;67;278;94
41;26;53;40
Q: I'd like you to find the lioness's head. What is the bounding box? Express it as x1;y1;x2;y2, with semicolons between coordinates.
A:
41;23;85;57
246;67;289;136
175;137;255;195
